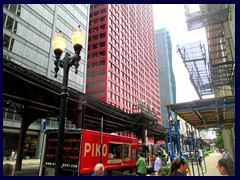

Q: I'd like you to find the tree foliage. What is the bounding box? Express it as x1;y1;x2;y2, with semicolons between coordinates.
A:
214;129;224;149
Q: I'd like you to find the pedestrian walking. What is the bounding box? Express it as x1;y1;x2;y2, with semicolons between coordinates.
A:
136;153;147;176
10;150;15;161
14;151;17;160
153;153;162;175
222;149;230;159
197;148;204;169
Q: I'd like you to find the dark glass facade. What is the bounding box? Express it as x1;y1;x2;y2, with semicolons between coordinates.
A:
155;28;176;128
3;4;90;92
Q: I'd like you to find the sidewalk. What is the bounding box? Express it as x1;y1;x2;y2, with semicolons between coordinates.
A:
3;158;40;166
189;152;222;176
3;159;40;176
2;153;224;176
204;152;222;176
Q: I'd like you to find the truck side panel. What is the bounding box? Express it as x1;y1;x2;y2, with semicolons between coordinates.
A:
80;130;138;174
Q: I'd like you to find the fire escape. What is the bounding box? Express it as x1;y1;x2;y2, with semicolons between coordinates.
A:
177;4;235;99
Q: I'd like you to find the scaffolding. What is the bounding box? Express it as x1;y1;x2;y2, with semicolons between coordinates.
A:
166;96;235;175
177;41;212;99
178;4;235;98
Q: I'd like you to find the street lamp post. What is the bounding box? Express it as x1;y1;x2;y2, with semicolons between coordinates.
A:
52;26;85;176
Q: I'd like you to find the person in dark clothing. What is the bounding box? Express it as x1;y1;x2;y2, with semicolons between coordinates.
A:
3;163;14;176
167;157;187;176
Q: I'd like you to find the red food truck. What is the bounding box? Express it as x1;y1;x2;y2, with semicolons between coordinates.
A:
39;128;139;176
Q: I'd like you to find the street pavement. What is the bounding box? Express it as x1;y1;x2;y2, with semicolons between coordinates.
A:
3;159;40;176
3;152;224;176
188;152;222;176
204;152;223;176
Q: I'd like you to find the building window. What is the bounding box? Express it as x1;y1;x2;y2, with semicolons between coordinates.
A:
93;27;99;32
3;34;11;49
87;54;91;60
98;70;105;76
94;11;99;16
91;81;97;87
92;44;98;49
99;42;105;47
124;144;130;160
92;53;98;59
93;35;98;41
5;16;14;31
92;61;98;68
9;4;17;14
91;71;97;78
108;91;111;98
100;33;105;38
108;143;122;159
93;19;99;24
99;60;105;66
98;80;105;87
99;51;105;56
100;24;106;30
98;90;105;97
100;8;106;14
100;16;106;22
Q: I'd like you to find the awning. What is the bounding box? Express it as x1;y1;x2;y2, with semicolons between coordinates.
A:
166;96;235;130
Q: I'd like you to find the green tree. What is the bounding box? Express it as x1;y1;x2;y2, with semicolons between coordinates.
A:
214;130;224;149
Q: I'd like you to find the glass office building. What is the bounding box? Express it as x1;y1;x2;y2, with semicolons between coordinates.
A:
155;28;176;128
3;4;90;159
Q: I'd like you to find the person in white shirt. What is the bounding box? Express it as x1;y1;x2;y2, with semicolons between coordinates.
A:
197;148;204;169
153;153;162;175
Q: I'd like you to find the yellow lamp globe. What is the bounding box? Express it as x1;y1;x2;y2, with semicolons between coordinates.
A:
71;27;86;47
52;33;67;52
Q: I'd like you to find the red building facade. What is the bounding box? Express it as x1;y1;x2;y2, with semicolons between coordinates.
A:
87;4;162;125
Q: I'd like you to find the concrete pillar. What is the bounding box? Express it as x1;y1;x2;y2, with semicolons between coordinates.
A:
222;129;235;162
36;119;46;159
231;126;235;161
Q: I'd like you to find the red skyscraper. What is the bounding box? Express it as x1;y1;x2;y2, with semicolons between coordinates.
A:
87;4;162;125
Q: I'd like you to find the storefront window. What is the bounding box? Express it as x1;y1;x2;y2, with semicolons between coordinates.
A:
24;136;38;158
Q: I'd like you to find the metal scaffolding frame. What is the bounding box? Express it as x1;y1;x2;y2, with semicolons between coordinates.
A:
177;41;212;98
166;95;235;175
178;4;235;98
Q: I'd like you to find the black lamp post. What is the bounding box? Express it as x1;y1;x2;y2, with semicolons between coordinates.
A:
52;26;85;176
